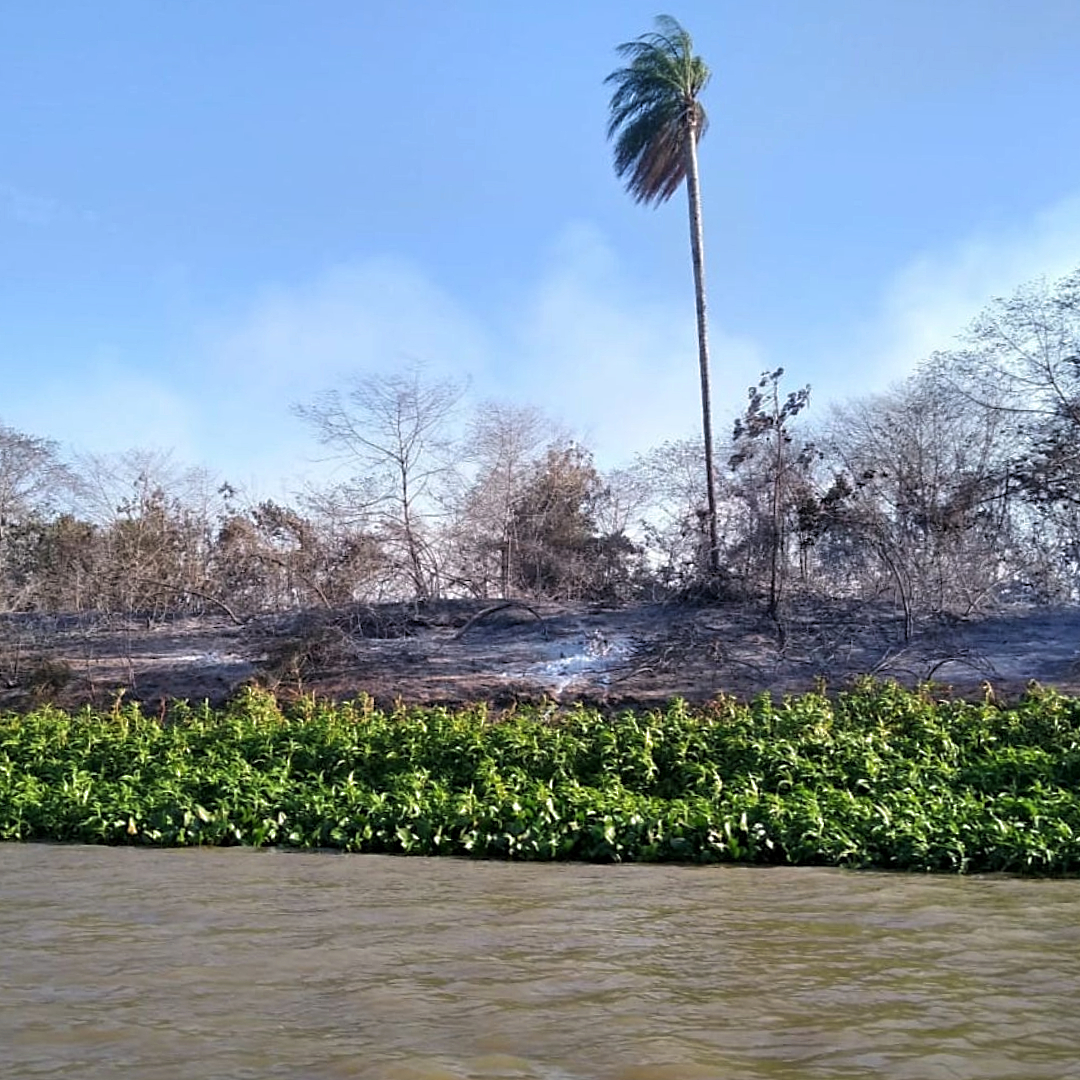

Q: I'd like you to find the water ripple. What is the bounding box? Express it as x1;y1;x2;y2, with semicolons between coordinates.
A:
1;846;1078;1079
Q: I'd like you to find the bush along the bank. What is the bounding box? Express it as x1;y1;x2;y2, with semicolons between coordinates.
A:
1;683;1079;873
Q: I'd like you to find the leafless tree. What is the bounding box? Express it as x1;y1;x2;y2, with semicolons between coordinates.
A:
618;438;712;590
0;423;78;609
728;369;815;615
69;449;231;620
931;269;1080;428
445;402;562;598
214;499;385;612
294;364;464;599
927;269;1080;531
822;373;1018;627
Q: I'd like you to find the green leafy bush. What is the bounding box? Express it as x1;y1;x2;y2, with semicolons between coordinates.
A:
1;684;1078;873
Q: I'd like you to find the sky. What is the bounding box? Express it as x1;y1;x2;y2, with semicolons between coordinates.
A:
2;1;1079;498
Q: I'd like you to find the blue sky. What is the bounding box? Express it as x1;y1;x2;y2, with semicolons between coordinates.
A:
2;1;1079;496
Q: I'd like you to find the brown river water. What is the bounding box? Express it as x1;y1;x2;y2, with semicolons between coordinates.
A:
1;845;1078;1080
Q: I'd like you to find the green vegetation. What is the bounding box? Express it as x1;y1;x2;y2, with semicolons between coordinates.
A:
2;683;1079;873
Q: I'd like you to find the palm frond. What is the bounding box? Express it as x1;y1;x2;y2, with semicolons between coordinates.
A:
604;15;710;206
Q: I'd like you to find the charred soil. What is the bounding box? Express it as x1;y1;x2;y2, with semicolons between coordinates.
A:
2;598;1080;712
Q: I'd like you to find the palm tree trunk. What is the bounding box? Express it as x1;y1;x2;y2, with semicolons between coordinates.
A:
684;127;720;575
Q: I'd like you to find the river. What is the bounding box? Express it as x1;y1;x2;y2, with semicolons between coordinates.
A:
1;844;1078;1079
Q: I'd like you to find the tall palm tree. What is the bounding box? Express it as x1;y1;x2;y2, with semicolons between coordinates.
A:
606;14;720;575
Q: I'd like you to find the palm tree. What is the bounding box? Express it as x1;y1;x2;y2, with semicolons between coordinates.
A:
606;15;720;575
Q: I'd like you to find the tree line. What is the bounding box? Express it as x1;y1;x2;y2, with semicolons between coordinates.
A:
1;267;1078;627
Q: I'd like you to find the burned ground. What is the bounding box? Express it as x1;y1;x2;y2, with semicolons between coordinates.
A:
2;597;1079;712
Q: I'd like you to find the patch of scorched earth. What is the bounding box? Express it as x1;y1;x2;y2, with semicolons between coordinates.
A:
500;630;634;697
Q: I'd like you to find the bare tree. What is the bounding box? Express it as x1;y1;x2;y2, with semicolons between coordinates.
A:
823;374;1017;627
70;449;231;620
294;364;464;599
729;369;814;615
446;403;561;597
618;438;710;591
934;269;1080;419
927;268;1080;513
0;423;77;609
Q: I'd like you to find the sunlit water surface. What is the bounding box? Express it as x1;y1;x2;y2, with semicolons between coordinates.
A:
1;845;1078;1079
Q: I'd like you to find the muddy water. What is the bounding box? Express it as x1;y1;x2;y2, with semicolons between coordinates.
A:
1;846;1078;1080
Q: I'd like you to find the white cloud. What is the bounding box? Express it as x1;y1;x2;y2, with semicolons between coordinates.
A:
194;258;495;495
48;198;1078;495
207;258;491;394
16;195;1080;498
10;355;196;464
830;191;1080;399
196;229;766;487
510;222;765;465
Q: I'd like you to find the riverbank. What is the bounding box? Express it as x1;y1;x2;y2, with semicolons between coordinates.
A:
4;599;1080;712
3;683;1079;873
